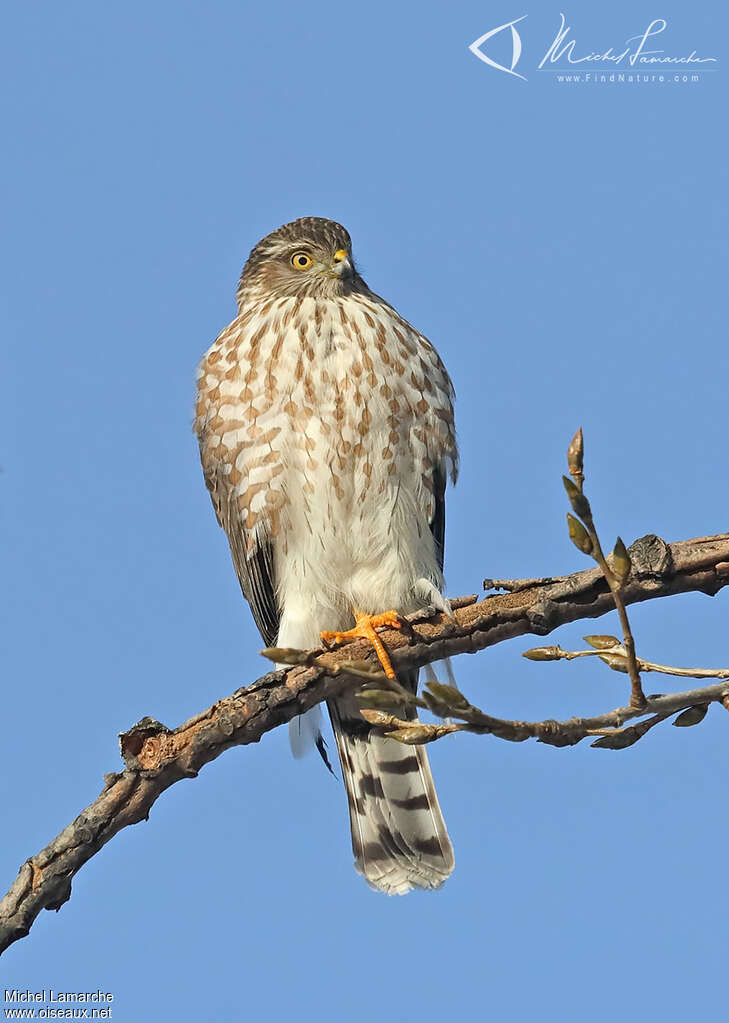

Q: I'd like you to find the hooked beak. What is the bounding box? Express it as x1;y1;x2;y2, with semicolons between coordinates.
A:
331;248;353;277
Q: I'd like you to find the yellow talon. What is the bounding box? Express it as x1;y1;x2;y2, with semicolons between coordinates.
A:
321;609;404;679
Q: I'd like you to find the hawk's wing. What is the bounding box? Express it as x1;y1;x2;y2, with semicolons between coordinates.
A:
227;518;279;648
203;464;280;649
430;465;446;575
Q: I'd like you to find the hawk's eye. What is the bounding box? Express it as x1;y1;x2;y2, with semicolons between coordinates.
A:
291;251;312;270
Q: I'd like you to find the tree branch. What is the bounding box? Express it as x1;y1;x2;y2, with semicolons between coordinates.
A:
1;530;728;955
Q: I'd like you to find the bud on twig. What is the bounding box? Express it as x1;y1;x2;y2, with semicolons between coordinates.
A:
522;646;562;661
583;635;621;650
590;728;642;750
567;427;584;487
425;682;470;711
359;709;401;727
387;724;442;745
598;652;630;674
562;476;591;521
567;514;594;556
611;537;632;587
260;647;311;666
673;704;709;727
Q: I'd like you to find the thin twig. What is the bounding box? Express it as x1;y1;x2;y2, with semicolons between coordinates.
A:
610;597;645;708
523;642;729;681
563;428;647;709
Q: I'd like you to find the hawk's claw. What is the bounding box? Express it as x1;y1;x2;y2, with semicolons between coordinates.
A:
320;610;404;680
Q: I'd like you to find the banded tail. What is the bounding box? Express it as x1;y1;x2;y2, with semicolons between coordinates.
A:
328;670;454;895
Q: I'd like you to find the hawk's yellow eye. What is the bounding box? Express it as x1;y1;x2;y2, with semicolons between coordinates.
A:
291;251;312;270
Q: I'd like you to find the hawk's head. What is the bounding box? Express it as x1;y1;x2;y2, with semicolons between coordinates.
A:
237;217;368;305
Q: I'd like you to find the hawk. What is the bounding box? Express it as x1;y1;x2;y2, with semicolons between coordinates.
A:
195;217;458;894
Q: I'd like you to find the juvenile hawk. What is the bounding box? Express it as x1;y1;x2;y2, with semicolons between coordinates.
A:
195;217;458;894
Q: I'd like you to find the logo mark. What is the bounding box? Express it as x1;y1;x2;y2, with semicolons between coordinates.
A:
468;15;528;80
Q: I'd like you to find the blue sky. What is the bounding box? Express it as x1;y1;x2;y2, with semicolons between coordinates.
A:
2;1;726;1019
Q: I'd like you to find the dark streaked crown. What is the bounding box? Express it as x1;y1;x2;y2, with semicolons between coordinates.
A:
237;217;365;304
244;217;352;275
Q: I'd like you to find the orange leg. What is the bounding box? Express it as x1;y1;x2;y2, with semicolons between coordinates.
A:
321;610;404;679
